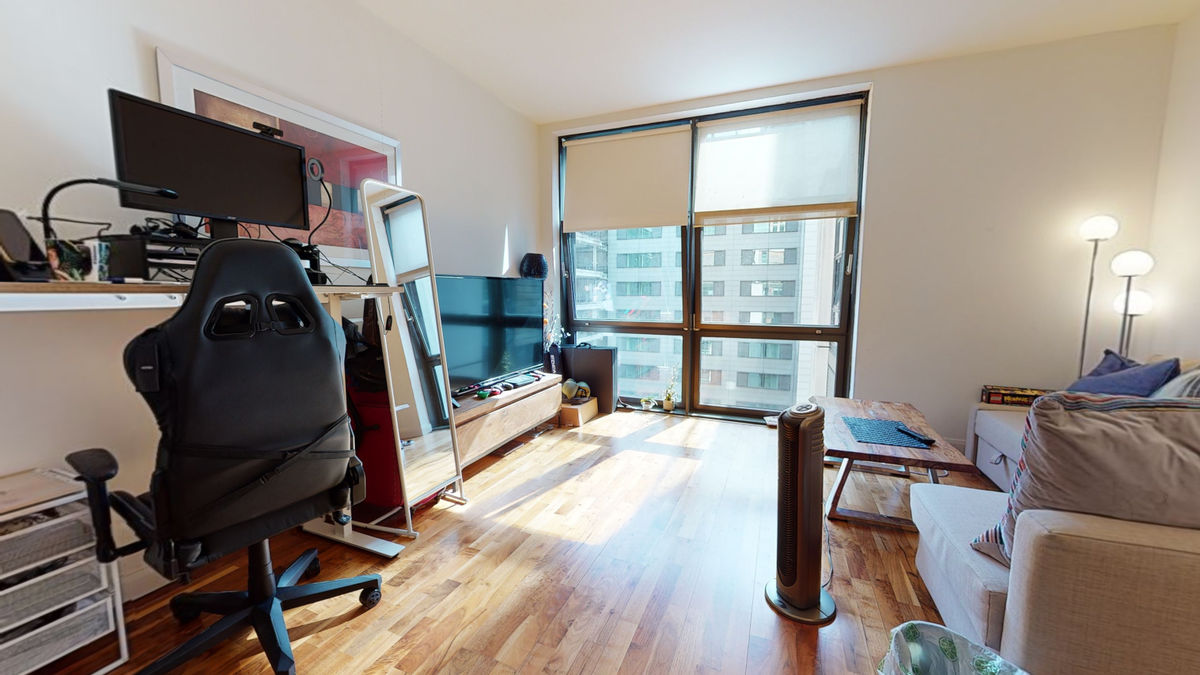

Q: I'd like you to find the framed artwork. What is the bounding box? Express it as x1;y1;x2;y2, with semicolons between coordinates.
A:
156;47;400;268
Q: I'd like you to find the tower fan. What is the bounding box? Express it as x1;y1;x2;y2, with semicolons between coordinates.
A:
765;402;837;625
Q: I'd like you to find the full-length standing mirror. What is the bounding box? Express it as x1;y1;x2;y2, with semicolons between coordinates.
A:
357;178;463;538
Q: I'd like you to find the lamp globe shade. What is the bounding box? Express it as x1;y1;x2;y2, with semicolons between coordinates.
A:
1110;249;1155;277
1113;290;1153;316
1079;215;1119;241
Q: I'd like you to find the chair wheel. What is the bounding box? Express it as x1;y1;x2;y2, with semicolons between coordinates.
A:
170;599;201;623
359;587;381;609
303;557;321;579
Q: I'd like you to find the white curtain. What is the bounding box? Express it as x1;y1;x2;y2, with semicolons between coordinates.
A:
694;101;862;216
562;124;691;232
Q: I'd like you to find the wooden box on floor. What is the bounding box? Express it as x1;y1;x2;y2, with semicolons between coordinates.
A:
558;398;598;427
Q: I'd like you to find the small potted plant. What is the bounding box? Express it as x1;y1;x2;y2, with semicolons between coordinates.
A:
662;379;677;412
640;396;655;411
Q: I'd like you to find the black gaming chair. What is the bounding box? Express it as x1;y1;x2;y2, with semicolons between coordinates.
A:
66;239;382;675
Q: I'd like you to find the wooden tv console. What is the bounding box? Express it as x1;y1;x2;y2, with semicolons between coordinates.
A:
452;372;563;468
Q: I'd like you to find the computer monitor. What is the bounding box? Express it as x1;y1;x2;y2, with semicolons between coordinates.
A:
109;89;309;238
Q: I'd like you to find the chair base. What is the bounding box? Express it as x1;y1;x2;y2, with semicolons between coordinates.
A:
140;541;382;675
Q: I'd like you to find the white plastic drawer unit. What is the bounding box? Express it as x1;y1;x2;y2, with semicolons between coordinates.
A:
0;469;127;675
0;554;108;633
0;502;93;578
0;596;114;675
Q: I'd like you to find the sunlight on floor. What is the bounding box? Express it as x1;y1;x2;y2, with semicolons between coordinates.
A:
644;415;766;450
567;410;662;438
485;446;698;545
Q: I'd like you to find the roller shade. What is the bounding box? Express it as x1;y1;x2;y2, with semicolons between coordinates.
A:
694;101;862;218
562;124;691;232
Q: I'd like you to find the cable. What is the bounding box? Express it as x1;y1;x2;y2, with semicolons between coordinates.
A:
318;250;368;283
821;519;835;588
260;224;285;242
307;180;334;245
28;215;114;228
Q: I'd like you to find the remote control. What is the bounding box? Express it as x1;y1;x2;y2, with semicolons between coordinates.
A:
897;424;935;445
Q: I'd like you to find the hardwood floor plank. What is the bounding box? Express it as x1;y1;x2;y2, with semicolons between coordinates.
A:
49;412;996;675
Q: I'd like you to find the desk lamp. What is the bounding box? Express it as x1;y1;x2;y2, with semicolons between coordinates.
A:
41;177;177;241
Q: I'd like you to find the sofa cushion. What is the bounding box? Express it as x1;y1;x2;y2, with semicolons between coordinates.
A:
974;409;1027;460
911;484;1011;650
1086;348;1139;376
1067;357;1180;396
972;393;1200;566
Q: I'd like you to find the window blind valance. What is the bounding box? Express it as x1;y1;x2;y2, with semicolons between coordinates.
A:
694;101;862;215
562;125;691;233
694;202;857;227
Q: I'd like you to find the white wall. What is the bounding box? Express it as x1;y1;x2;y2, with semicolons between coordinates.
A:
541;26;1175;442
0;0;539;596
1146;9;1200;359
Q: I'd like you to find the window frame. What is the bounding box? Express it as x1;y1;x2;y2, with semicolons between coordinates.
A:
559;92;867;417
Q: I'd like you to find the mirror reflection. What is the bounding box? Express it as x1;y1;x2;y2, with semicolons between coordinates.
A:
360;180;460;517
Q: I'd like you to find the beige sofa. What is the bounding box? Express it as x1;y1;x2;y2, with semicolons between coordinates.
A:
912;482;1200;673
964;403;1026;488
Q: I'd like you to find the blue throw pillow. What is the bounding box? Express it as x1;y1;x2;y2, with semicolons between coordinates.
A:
1069;358;1181;396
1087;349;1141;377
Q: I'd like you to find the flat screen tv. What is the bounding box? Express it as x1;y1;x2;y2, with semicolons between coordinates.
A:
435;275;544;390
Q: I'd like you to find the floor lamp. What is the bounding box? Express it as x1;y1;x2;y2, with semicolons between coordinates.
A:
1110;250;1156;358
1113;290;1153;357
1077;216;1119;377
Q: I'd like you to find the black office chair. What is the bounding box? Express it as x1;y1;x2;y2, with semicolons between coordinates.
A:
66;239;382;675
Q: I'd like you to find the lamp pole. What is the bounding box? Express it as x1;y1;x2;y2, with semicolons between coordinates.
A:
1117;276;1134;357
1078;239;1101;378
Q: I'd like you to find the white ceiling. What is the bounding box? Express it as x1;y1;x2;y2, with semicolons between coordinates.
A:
357;0;1199;124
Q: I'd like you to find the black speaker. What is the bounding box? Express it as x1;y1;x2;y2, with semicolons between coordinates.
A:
520;253;548;279
561;344;617;414
765;402;836;625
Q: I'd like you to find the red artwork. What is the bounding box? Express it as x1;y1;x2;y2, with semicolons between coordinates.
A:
193;92;388;251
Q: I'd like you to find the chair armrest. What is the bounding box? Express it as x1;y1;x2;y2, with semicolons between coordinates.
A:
66;448;119;483
64;448;145;562
1001;510;1200;672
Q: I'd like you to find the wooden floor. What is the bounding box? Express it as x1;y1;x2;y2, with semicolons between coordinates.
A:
58;412;993;675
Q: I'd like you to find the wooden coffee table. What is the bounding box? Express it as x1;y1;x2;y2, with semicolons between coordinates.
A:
813;396;977;531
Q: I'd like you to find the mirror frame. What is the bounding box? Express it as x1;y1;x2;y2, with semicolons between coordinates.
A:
359;178;463;515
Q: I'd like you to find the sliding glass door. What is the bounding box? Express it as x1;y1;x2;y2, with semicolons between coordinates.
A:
561;94;866;416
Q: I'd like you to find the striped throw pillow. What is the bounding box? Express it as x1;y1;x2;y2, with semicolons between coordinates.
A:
1154;368;1200;398
972;392;1200;566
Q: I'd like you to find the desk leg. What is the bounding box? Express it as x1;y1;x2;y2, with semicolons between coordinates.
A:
824;458;919;532
308;294;406;558
823;458;854;522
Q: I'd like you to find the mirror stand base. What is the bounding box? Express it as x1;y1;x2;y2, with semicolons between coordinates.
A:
301;518;405;557
356;521;419;539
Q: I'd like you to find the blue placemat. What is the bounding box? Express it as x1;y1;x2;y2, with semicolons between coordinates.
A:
842;416;929;448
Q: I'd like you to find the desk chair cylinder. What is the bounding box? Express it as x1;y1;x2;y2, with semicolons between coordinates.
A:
66;239;383;674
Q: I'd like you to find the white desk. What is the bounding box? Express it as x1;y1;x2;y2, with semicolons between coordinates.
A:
0;281;407;558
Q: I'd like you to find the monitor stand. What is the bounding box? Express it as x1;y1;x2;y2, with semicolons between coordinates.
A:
209;218;239;240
